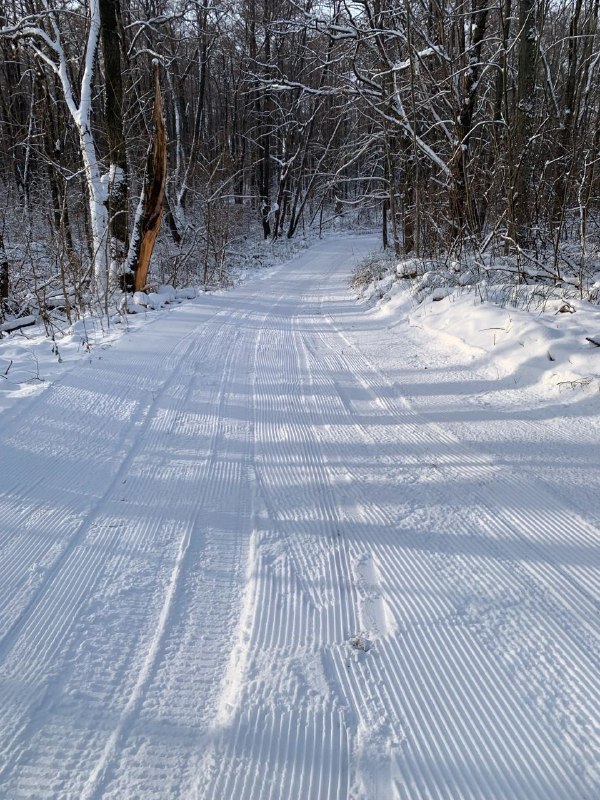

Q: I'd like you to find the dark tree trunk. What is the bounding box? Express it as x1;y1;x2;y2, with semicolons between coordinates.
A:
402;139;415;256
552;0;584;223
384;128;402;256
511;0;538;248
99;0;128;266
41;77;74;252
0;34;30;206
0;233;8;313
258;1;272;239
449;0;488;241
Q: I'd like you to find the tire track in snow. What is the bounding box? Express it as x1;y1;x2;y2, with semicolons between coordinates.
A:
93;305;267;799
0;308;242;793
76;317;247;800
0;322;212;659
0;351;197;785
82;293;284;798
79;520;192;800
0;308;229;661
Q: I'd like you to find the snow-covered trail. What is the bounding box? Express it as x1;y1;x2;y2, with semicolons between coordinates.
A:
0;236;598;799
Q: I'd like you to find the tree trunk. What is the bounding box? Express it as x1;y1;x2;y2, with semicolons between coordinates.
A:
511;0;538;248
384;128;401;256
99;0;128;278
127;63;168;292
0;233;8;314
449;0;488;242
402;140;415;255
551;0;583;224
41;77;74;252
257;0;272;239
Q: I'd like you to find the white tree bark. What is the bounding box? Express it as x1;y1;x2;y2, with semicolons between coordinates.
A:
2;0;109;301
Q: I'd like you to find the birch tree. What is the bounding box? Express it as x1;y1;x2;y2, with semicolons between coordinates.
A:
1;0;110;300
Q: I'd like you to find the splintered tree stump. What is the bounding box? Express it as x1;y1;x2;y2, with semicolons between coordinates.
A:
131;63;167;292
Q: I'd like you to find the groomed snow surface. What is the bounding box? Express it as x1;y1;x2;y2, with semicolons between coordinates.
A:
0;235;599;799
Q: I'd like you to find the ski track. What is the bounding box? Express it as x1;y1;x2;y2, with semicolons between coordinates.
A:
0;236;598;799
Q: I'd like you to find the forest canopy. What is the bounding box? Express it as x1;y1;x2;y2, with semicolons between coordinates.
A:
1;0;599;317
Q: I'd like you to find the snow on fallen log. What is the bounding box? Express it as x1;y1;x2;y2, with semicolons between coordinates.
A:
396;259;419;279
127;286;197;313
144;292;164;310
1;315;36;333
44;293;76;310
156;284;176;302
132;291;159;308
130;291;165;311
125;297;147;314
175;287;197;299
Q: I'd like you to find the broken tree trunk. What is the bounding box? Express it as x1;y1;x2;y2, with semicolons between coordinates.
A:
128;62;167;292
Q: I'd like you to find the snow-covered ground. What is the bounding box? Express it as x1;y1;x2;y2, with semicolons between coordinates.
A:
0;235;598;799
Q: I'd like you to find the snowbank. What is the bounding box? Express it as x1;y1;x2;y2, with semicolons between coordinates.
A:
411;291;600;393
361;265;600;398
